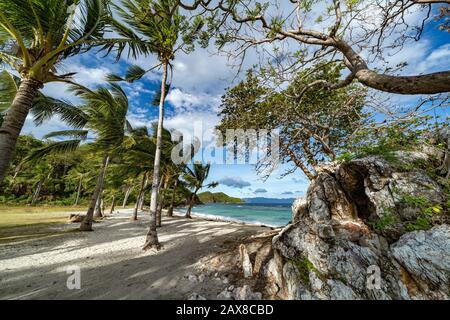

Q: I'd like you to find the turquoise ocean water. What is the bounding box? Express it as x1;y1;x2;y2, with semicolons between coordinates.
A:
188;203;292;227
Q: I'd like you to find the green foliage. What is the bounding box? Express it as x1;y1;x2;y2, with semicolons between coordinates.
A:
348;115;447;161
399;193;446;232
401;195;430;207
198;192;243;204
405;217;432;232
183;162;218;193
336;152;357;162
0;0;111;82
218;62;368;179
368;211;398;231
290;257;323;285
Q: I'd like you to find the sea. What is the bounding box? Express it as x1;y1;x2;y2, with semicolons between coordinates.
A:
188;203;293;228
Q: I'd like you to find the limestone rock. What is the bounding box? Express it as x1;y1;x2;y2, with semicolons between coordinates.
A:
234;285;262;300
260;152;449;300
217;289;233;300
239;244;253;278
292;197;308;223
391;225;450;299
187;292;207;300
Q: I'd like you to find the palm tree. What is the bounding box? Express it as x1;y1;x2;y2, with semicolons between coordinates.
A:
118;126;156;221
30;162;52;205
66;167;91;206
0;0;115;182
183;163;218;219
28;83;130;231
111;0;178;250
109;0;203;250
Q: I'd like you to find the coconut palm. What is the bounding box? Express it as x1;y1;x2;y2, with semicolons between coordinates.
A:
183;163;218;219
116;125;156;220
108;0;203;250
28;82;130;230
111;0;178;249
0;0;119;182
66;166;91;206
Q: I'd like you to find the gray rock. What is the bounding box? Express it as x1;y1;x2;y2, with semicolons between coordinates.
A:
239;244;253;278
69;214;85;223
261;152;449;300
316;223;335;240
185;274;197;282
217;290;233;300
234;285;262;300
187;292;206;300
391;225;450;299
292;197;308;223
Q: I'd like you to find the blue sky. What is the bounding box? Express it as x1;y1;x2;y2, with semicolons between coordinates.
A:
21;3;450;199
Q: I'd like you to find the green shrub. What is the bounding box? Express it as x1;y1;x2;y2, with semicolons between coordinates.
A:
368;212;398;231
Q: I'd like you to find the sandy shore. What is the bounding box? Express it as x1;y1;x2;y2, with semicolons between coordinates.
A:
0;209;274;300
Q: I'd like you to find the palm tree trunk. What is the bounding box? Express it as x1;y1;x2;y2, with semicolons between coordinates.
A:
31;177;45;205
139;175;149;211
94;194;103;218
132;172;147;221
156;178;168;227
186;189;199;219
138;183;147;210
109;194;116;214
11;163;22;185
143;62;168;250
74;177;83;206
31;170;51;205
80;155;110;231
0;78;42;183
122;185;132;208
167;178;179;217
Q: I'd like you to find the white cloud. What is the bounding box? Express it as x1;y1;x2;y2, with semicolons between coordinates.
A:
166;88;220;112
22;115;70;139
165;110;219;141
41;62;111;103
417;44;450;73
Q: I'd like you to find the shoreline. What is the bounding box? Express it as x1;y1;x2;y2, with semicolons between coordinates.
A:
170;208;285;229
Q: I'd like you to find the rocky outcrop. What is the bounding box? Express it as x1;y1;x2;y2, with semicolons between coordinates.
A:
69;214;86;223
260;150;449;300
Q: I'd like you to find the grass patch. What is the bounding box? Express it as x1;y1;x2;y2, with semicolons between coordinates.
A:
0;205;84;243
290;257;324;285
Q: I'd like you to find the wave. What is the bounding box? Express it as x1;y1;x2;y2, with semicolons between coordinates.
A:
189;211;282;228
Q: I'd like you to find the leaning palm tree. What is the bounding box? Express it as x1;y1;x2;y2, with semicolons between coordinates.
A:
0;0;118;182
28;83;130;231
183;163;218;219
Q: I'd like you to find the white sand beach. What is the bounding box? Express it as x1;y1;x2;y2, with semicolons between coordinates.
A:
0;209;276;300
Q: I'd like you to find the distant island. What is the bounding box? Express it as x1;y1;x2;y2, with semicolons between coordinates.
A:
197;194;297;205
243;197;296;204
198;192;244;204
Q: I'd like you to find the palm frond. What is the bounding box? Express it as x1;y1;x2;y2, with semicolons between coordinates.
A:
0;70;19;112
24;139;82;163
31;94;87;128
43;130;89;140
105;73;125;82
125;64;146;82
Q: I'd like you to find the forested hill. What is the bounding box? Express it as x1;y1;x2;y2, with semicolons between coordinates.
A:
198;192;243;204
